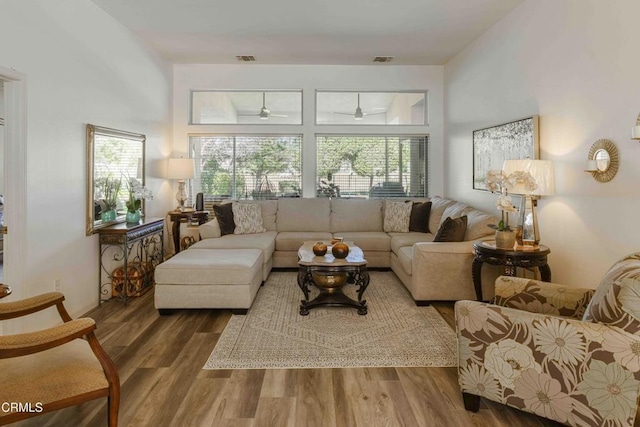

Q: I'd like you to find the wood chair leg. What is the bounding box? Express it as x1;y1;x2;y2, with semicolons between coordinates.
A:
462;392;481;412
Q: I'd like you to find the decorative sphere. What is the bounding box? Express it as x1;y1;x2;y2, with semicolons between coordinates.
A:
312;242;328;256
332;242;350;259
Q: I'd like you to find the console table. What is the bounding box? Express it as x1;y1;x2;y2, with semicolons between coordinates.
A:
96;218;164;305
472;240;551;301
168;210;209;254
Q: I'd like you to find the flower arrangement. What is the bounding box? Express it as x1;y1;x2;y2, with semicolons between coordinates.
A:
486;170;537;231
125;177;153;213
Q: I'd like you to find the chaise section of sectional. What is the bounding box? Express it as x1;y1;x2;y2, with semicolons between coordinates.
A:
154;248;263;314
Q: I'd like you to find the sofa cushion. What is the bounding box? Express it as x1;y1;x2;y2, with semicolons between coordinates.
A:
465;209;499;241
434;216;468;242
276;198;330;232
389;232;434;254
155;249;263;286
199;219;221;239
190;231;276;263
232;202;266;235
334;232;391;252
428;196;457;235
396;246;413;276
409;201;432;233
275;231;333;251
383;200;412;233
583;253;640;335
440;202;473;226
330;199;383;232
212;203;235;236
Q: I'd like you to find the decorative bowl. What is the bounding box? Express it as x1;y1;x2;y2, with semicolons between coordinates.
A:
311;272;348;289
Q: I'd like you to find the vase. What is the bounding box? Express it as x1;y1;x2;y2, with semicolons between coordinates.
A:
495;230;516;250
100;209;116;222
126;209;141;223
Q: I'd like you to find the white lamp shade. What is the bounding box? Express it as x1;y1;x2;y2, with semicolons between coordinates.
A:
167;158;195;180
502;159;555;195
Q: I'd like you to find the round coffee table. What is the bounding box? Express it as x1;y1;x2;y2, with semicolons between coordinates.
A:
297;241;370;315
472;240;551;301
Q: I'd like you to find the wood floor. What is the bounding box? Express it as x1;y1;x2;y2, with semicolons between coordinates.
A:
12;278;564;427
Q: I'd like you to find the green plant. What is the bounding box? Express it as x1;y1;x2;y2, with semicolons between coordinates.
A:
102;176;121;211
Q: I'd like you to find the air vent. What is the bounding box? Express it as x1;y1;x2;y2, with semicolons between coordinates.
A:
236;55;256;62
373;56;394;63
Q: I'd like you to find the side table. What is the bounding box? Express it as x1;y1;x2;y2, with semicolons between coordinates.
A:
168;210;209;254
472;240;551;301
97;217;164;305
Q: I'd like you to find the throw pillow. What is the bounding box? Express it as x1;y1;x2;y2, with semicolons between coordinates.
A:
433;215;467;242
212;203;235;236
408;201;432;233
583;253;640;334
383;201;412;233
232;202;266;235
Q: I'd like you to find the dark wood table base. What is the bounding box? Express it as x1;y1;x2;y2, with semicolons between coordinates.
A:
297;268;370;315
472;240;551;301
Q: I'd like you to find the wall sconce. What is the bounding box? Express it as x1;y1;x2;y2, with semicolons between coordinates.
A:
585;139;618;182
632;113;640;140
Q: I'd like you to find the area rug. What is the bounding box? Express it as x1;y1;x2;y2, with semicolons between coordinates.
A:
203;271;457;369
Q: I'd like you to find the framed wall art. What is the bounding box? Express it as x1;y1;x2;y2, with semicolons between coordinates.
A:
473;115;539;191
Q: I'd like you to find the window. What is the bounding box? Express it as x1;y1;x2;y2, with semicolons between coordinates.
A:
189;135;302;201
316;135;428;198
191;90;302;125
316;91;427;125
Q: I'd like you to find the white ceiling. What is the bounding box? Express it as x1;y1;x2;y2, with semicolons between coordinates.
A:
90;0;523;65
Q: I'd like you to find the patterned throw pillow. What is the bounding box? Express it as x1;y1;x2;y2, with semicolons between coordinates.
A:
583;253;640;335
232;203;266;235
383;201;412;233
433;216;467;242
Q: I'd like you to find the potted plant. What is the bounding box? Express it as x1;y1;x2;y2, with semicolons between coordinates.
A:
99;175;121;222
125;177;153;223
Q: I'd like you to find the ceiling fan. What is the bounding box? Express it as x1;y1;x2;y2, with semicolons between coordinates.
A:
238;92;288;120
333;93;386;120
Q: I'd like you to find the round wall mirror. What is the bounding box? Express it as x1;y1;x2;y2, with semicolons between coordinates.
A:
588;139;618;183
594;148;610;171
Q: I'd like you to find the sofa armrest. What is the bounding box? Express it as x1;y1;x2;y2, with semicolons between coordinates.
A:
413;240;475;254
494;276;595;320
455;300;640;426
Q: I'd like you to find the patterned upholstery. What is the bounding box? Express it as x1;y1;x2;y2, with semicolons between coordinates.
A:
456;253;640;426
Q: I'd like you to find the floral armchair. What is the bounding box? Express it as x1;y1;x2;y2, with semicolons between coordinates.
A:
456;253;640;427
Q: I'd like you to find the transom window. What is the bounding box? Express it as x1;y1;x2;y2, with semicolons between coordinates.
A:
189;135;302;201
316;135;428;198
190;90;302;125
316;91;427;125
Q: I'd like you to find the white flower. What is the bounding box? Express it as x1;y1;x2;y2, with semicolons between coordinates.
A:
484;339;542;388
496;195;517;213
513;369;572;422
456;301;488;334
459;363;502;402
603;330;640;372
577;360;640;421
533;318;585;365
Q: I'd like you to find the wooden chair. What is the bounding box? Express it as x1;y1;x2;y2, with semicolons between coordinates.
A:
0;291;119;426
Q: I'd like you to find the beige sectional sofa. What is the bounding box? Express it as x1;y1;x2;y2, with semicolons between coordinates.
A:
178;196;500;304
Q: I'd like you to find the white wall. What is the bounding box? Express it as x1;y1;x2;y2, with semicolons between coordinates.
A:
173;64;444;197
0;0;173;327
444;0;640;287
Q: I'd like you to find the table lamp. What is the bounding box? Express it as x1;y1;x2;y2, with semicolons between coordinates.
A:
502;159;555;248
167;157;195;211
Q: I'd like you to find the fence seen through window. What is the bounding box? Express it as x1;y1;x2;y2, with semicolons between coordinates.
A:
189;135;302;202
316;135;428;198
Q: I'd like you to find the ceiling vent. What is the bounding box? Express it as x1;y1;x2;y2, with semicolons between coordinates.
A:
236;55;256;62
373;56;394;63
